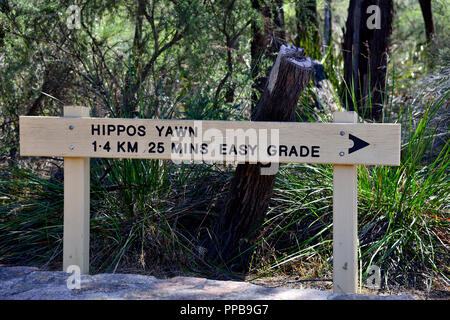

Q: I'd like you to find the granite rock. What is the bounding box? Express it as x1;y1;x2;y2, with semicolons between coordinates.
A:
0;266;413;300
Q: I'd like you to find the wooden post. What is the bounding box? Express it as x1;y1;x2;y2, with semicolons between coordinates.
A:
333;111;358;293
63;106;90;274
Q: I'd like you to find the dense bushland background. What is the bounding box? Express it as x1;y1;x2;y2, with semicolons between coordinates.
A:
0;0;448;295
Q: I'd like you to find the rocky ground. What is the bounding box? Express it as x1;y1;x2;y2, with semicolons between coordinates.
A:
249;275;449;301
0;266;416;300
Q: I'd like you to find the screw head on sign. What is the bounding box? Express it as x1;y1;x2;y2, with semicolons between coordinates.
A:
69;145;74;150
340;131;345;136
339;151;344;156
69;125;74;130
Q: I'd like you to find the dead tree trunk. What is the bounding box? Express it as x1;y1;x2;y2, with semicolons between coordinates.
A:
207;45;313;273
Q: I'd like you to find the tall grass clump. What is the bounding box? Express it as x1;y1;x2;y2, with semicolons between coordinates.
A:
0;156;223;275
88;153;229;276
0;165;64;266
245;91;448;290
358;93;449;289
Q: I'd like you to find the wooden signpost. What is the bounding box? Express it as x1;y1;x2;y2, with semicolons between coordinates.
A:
19;106;401;294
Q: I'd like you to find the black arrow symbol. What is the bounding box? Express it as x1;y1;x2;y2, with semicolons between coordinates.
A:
348;134;370;154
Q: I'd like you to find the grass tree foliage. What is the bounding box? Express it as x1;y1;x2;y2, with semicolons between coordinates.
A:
0;0;449;291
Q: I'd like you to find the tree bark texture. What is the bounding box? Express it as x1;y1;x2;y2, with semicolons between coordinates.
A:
207;45;313;273
342;0;393;121
418;0;434;43
323;0;332;52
